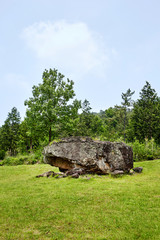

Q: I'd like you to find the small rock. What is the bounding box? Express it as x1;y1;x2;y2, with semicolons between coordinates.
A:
54;172;65;176
66;168;85;176
111;170;124;176
129;169;135;175
133;167;143;173
71;173;79;178
36;171;54;178
57;175;67;179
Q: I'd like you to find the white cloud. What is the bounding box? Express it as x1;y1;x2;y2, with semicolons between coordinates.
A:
21;20;110;80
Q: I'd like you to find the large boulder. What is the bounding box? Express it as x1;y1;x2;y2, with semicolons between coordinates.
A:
43;137;133;174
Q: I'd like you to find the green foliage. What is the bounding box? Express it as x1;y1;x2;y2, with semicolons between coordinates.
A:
75;99;93;136
0;152;43;166
1;73;160;164
121;88;135;141
73;100;104;138
0;107;21;155
0;157;25;166
130;81;160;143
0;150;5;160
17;119;31;153
99;107;124;141
25;68;81;144
121;88;135;107
129;138;160;161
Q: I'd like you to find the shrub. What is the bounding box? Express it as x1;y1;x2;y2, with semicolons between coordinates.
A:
0;152;43;166
0;157;25;166
129;138;160;161
0;150;6;160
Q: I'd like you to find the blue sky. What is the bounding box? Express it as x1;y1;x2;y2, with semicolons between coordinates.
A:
1;0;160;126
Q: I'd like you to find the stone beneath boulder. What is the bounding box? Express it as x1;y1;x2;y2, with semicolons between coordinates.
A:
36;171;54;178
36;171;64;178
133;167;143;173
111;170;124;176
65;168;85;176
71;173;80;178
36;170;81;179
43;137;133;175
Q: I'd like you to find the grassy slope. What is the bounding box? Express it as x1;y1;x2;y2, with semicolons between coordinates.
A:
0;161;160;240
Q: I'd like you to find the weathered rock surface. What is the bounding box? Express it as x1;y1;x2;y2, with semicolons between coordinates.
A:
43;137;133;175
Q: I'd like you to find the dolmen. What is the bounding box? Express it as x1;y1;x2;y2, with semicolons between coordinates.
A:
42;137;133;176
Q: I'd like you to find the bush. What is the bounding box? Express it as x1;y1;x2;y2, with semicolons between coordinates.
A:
0;150;6;160
0;157;25;166
129;138;160;161
0;152;44;166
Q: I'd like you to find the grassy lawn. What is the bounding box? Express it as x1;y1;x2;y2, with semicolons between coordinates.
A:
0;160;160;240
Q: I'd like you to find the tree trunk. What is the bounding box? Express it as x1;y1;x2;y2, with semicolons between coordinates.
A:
30;138;33;152
124;108;127;142
49;127;52;143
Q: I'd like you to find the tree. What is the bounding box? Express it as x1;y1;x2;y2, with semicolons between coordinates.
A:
121;88;135;141
74;100;104;138
25;68;81;143
0;127;6;159
101;106;124;141
24;109;44;151
76;99;93;136
1;107;21;155
18;119;34;153
130;81;160;143
90;114;104;138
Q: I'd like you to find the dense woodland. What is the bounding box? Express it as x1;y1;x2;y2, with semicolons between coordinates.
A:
1;68;160;162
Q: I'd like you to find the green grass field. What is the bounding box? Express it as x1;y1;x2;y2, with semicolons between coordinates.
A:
0;160;160;240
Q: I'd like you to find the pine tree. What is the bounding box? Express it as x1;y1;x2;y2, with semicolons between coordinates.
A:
130;81;160;142
121;88;135;141
1;107;21;155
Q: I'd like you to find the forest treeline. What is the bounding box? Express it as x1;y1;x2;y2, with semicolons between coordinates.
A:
1;68;160;162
